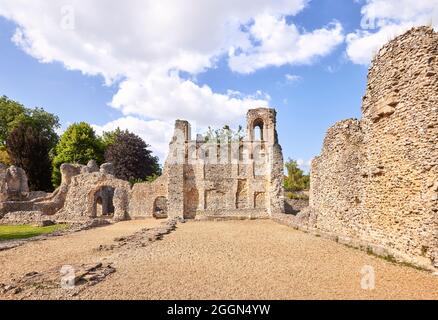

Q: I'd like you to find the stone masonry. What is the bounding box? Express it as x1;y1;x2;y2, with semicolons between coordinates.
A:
0;27;435;273
0;108;284;223
307;27;438;269
130;108;285;219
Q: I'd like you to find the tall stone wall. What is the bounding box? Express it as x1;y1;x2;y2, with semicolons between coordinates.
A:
310;119;364;235
309;27;438;269
146;107;285;220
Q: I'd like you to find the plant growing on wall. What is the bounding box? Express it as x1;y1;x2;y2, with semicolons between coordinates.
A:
204;125;244;143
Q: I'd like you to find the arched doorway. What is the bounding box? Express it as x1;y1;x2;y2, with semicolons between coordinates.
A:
153;196;168;219
92;186;115;218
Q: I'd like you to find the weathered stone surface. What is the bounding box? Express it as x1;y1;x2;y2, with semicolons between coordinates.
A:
1;108;284;224
100;163;114;175
0;166;29;202
81;160;99;174
306;26;438;270
55;167;130;223
0;163;85;220
129;108;284;220
0;262;116;298
284;198;309;215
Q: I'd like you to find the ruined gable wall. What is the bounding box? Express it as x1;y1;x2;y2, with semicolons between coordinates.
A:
162;108;284;220
185;144;271;219
309;27;438;268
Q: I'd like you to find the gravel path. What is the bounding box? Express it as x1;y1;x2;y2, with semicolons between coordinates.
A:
0;219;161;284
1;219;438;300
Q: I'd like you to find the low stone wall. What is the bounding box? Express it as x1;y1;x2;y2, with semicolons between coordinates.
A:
128;175;168;219
195;209;269;220
0;211;45;225
55;171;130;222
284;198;309;215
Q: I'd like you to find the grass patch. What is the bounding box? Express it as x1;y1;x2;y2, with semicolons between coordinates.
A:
285;192;309;200
0;224;68;241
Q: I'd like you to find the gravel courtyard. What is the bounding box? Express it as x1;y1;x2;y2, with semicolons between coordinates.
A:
1;219;438;300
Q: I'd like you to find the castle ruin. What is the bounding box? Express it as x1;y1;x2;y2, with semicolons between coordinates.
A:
0;26;436;271
129;107;285;220
0;108;284;223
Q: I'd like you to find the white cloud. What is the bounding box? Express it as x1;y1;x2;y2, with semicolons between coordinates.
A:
296;158;312;173
109;71;269;127
0;0;345;160
346;0;438;65
229;17;344;73
92;117;174;160
285;73;302;83
0;0;310;82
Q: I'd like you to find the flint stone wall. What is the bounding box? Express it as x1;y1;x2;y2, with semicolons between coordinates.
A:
0;166;29;202
55;171;130;223
1;109;284;223
128;108;285;220
129;174;168;218
309;27;438;269
0;163;83;219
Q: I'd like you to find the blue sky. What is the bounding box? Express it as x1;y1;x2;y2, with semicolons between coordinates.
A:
0;0;436;170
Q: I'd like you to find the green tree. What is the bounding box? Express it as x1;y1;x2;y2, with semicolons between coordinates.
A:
1;96;59;188
104;131;161;182
0;146;11;165
6;123;53;191
284;158;310;192
52;122;104;186
17;108;60;148
0;96;26;146
0;96;60;148
100;127;127;150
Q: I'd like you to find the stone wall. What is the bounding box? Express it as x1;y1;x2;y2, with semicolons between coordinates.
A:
284;198;309;214
308;27;438;269
162;108;284;219
0;108;284;224
128;174;168;219
127;108;285;220
0;165;29;203
55;167;130;223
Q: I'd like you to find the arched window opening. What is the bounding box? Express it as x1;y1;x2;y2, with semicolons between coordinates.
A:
252;119;264;141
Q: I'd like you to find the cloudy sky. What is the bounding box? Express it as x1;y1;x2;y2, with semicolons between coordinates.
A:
0;0;437;171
